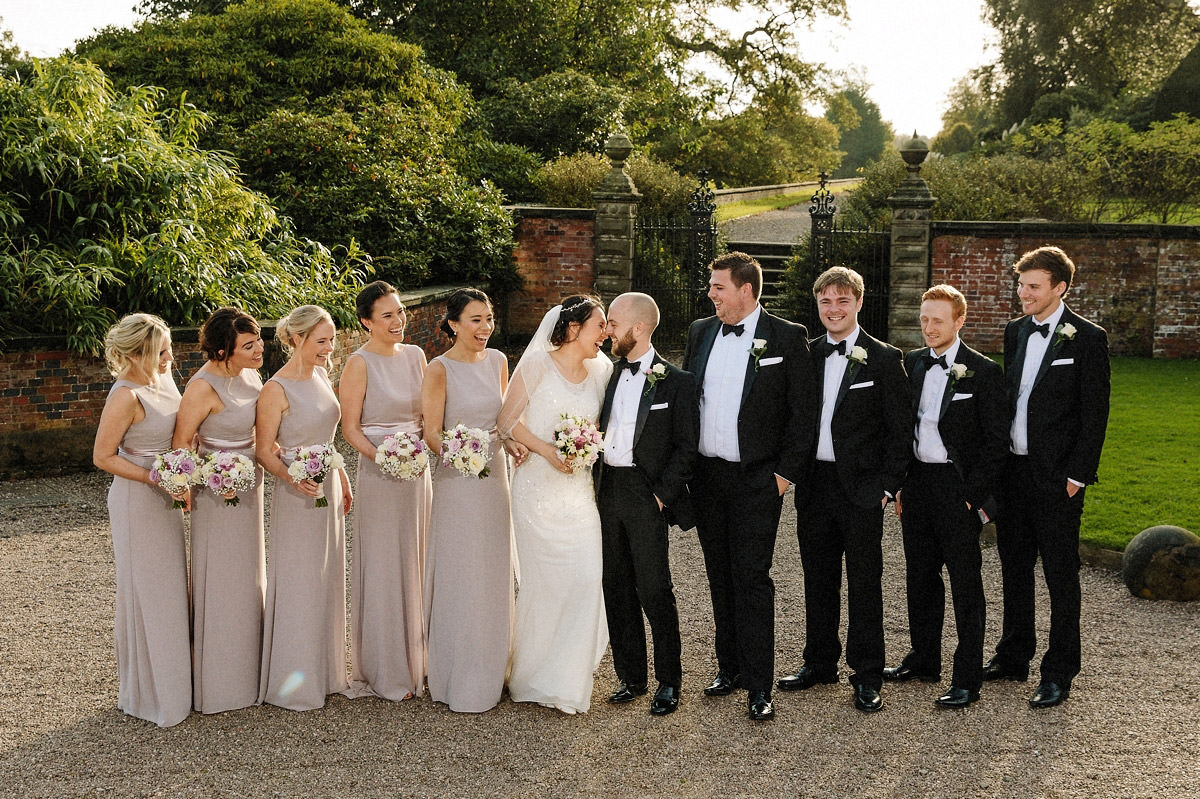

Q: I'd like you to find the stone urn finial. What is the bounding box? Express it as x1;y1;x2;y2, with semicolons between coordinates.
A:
595;132;639;197
899;131;930;170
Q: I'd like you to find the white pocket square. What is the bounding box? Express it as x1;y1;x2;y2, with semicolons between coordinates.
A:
849;380;874;390
952;393;973;401
1051;358;1074;366
758;356;783;366
650;402;669;411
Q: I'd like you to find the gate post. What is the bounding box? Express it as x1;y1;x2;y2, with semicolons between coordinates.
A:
886;133;936;350
688;170;717;299
592;133;641;302
809;169;836;274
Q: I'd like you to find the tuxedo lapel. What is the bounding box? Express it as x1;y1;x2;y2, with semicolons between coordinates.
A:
938;372;955;420
599;367;620;430
910;349;930;415
692;319;720;388
1032;308;1071;391
1009;318;1031;393
833;339;864;414
739;314;770;410
632;357;659;447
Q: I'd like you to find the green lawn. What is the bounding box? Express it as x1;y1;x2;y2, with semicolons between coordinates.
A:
716;184;853;223
1081;357;1200;550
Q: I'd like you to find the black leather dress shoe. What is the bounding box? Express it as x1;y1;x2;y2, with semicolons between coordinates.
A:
649;684;680;716
703;671;741;697
982;658;1029;682
1029;680;1069;708
607;681;648;704
882;664;941;683
934;686;980;707
777;665;838;692
853;684;883;712
747;690;774;721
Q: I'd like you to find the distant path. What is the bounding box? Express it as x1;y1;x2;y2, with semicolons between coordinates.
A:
721;201;811;245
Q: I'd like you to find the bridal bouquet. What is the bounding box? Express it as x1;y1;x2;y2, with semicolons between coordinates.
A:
375;432;431;481
554;414;604;474
286;443;345;508
198;451;258;507
440;423;492;479
149;447;201;509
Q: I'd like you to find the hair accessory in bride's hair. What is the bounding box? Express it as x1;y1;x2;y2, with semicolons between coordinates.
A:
549;294;603;347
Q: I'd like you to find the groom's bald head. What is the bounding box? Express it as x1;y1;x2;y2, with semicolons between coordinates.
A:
610;292;660;332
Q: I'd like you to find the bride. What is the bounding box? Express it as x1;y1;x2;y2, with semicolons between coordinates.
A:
499;295;613;713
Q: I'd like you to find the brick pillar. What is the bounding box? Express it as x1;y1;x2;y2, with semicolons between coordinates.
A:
887;133;936;350
592;133;641;301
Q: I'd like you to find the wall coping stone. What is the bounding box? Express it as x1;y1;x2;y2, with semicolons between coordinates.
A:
933;220;1200;240
507;206;596;221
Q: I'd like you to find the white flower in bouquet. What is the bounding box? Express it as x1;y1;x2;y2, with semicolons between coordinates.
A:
375;432;431;481
199;450;258;507
553;413;604;474
149;447;202;509
440;423;492;479
287;443;343;507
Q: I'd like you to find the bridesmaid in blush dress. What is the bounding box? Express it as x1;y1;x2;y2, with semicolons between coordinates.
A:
256;305;352;711
173;307;266;714
341;281;430;701
92;313;192;728
421;288;514;713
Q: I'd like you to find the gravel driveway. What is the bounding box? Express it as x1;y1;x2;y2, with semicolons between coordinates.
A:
1;463;1197;798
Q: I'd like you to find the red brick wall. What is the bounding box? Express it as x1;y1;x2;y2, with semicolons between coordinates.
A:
0;287;458;478
508;208;596;334
930;223;1199;357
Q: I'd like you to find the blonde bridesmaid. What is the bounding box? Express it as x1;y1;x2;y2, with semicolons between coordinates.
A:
173;307;266;714
256;306;352;711
92;313;191;727
341;281;430;700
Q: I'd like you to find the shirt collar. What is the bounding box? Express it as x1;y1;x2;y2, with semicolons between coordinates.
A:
826;326;860;352
729;305;762;337
1030;302;1066;331
934;337;962;367
628;346;656;371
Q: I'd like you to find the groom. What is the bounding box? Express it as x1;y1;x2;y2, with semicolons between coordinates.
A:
682;252;815;721
597;292;698;716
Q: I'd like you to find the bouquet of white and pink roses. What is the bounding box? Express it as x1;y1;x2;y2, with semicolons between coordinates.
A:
440;423;492;479
286;443;346;508
374;432;431;481
149;447;201;509
553;414;604;474
198;451;258;507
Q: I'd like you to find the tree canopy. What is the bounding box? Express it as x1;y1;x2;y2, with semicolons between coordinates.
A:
825;86;892;178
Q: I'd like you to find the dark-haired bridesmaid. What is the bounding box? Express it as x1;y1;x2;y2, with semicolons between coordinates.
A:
341;281;430;701
421;288;514;713
173;307;266;714
92;313;191;727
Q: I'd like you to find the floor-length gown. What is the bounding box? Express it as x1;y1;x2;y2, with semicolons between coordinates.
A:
189;366;266;714
424;350;513;713
106;374;192;727
258;368;348;711
345;345;430;701
506;351;612;714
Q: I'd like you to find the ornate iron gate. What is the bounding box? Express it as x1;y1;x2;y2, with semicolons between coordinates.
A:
631;173;717;344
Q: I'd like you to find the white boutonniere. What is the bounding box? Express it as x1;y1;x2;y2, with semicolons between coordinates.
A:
1052;322;1077;352
749;338;768;371
947;362;974;393
643;362;667;396
847;345;868;367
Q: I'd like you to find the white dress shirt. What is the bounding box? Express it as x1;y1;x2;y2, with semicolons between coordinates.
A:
815;326;860;462
698;305;762;461
1010;302;1065;455
603;347;655;467
914;338;961;464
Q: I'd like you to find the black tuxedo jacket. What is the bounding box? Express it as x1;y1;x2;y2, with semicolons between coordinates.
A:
795;329;911;510
904;342;1009;517
682;309;816;486
1003;304;1110;485
597;354;700;530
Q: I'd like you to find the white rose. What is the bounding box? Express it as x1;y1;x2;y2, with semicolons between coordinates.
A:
752;338;767;350
950;363;968;380
851;345;868;362
468;452;487;474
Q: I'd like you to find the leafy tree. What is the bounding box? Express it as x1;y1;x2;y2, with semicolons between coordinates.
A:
932;122;976;156
77;0;516;289
826;86;892;178
0;58;365;354
1154;39;1200;121
480;70;624;159
979;0;1200;127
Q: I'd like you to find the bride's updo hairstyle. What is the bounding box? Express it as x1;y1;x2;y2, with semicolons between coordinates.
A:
549;294;603;347
439;288;491;339
275;305;334;354
200;307;260;363
104;313;171;378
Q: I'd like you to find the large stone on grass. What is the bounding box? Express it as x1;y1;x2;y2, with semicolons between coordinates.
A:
1122;525;1200;601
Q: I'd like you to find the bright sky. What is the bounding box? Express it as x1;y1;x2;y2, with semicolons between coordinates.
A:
3;0;995;137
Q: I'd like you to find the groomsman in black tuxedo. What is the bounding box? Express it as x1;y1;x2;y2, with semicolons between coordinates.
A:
682;252;815;721
985;246;1110;709
779;266;910;713
883;285;1008;708
597;292;699;717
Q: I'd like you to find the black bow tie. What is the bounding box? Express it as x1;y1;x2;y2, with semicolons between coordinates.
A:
619;359;641;375
721;323;744;337
822;339;846;358
1031;322;1050;338
921;353;947;370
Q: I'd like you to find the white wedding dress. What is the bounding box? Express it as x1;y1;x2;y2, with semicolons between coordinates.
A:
501;348;612;713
